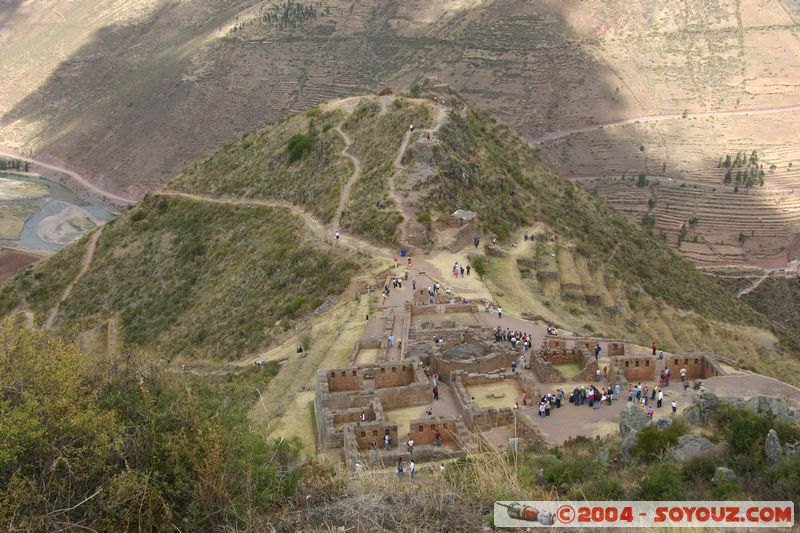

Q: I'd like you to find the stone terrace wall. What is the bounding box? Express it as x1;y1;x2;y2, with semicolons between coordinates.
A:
408;416;460;445
573;349;599;381
350;421;399;450
451;371;516;431
529;352;566;383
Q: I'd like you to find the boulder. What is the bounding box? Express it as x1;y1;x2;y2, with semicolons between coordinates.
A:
648;417;673;431
726;396;800;424
621;429;639;458
684;392;721;426
784;441;800;458
671;434;714;462
712;466;737;484
620;402;650;435
765;429;782;465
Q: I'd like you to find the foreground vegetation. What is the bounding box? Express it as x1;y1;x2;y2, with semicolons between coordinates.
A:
0;324;306;531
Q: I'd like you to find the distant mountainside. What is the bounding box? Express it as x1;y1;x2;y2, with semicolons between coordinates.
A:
2;88;799;383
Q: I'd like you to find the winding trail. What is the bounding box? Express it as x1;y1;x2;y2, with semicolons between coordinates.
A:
331;125;361;232
532;103;800;144
44;227;103;330
0;147;135;205
156;190;392;260
737;272;770;298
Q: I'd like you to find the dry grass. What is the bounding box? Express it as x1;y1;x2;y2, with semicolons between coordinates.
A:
466;381;523;409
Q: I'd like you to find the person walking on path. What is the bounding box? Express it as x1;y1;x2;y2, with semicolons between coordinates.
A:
671;400;677;414
594;343;601;362
498;307;503;319
406;437;415;456
433;385;439;401
614;383;620;400
397;459;404;478
652;342;657;356
410;460;416;481
657;390;664;408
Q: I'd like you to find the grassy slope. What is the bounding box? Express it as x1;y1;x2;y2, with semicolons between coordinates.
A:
170;109;350;223
743;277;800;349
341;98;432;245
12;195;357;360
0;234;86;323
429;101;764;325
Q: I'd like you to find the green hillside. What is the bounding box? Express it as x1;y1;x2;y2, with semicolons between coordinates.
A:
1;195;358;359
1;89;798;371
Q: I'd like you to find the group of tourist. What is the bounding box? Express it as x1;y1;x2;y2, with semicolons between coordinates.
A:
451;262;471;277
493;326;533;353
545;325;559;336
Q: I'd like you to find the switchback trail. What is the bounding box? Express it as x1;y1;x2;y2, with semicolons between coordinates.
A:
156;190;392;260
44;227;103;330
0;147;135;205
532;103;800;144
737;272;770;298
331;124;361;231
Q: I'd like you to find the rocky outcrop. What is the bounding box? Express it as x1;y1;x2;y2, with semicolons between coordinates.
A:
620;402;650;435
670;434;714;462
765;429;782;465
683;392;721;426
726;396;800;424
648;417;673;431
712;466;737;483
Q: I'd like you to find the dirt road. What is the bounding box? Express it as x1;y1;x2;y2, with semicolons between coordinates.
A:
0;147;135;205
532;103;800;144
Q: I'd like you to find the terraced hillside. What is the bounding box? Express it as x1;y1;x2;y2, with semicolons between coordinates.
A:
3;1;800;266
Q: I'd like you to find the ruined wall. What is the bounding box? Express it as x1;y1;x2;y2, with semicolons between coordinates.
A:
352;421;399;450
666;354;724;380
433;351;517;380
408;417;460;445
529;352;567;383
610;356;657;382
327;368;362;392
541;347;583;365
374;363;416;388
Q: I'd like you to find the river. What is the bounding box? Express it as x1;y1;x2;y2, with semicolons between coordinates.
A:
0;172;115;251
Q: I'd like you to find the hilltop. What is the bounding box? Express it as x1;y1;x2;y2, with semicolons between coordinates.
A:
2;1;800;267
1;87;799;383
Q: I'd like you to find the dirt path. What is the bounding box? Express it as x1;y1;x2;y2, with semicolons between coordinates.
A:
737;272;770;298
532;103;800;144
0;147;135;205
331;125;361;231
156;190;392;260
388;105;448;251
43;227;103;329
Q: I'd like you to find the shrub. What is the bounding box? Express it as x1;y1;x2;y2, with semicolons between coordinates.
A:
471;256;488;277
415;210;433;230
287;130;316;162
637;464;687;500
632;418;688;462
717;405;772;456
636;173;648;187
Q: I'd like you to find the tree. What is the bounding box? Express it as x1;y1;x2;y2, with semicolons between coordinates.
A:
641;213;656;230
636;173;648;187
724;154;732;168
648;197;656;209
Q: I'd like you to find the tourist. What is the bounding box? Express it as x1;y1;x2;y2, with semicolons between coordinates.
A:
555;389;563;408
498;306;503;319
647;406;654;419
615;383;620;400
460;265;465;277
545;399;551;417
466;265;471;275
683;380;689;396
594;343;601;362
514;401;519;409
410;460;416;481
385;434;392;450
539;402;546;417
397;459;404;478
426;407;433;418
440;464;445;475
680;367;687;380
657;390;664;408
410;124;414;132
397;337;402;351
659;350;664;360
652;341;657;356
671;400;677;414
600;392;607;408
360;412;366;422
665;368;671;386
407;436;415;455
434;430;442;447
511;361;517;373
335;231;340;240
595;368;601;382
433;385;439;401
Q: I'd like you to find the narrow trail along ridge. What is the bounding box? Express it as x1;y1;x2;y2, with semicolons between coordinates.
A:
331;124;361;231
156;190;392;260
737;272;770;298
532;102;800;144
44;227;103;330
0;148;135;205
388;104;448;250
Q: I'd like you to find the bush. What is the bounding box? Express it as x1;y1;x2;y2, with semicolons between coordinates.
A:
287;130;317;162
471;256;488;277
632;418;688;462
717;405;772;456
415;210;433;230
637;464;688;500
